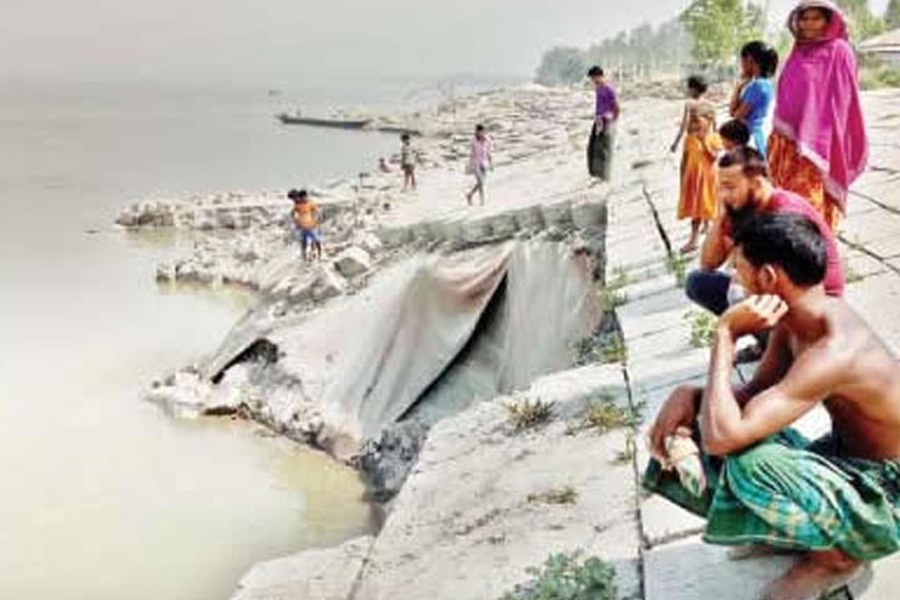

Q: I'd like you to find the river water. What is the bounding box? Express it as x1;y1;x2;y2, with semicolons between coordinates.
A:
0;79;412;600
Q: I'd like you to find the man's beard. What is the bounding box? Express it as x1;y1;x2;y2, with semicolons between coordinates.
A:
726;203;756;232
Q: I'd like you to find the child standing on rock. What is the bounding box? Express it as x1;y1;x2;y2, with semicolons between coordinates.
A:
288;188;322;261
465;124;493;206
669;75;722;255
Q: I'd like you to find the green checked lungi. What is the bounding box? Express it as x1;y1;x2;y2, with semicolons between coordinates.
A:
643;428;900;561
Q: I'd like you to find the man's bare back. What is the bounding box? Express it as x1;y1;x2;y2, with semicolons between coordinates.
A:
782;297;900;459
645;189;900;600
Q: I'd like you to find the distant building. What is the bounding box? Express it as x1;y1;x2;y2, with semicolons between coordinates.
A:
859;29;900;66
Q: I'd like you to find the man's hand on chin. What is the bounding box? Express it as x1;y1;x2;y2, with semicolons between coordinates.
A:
718;294;789;340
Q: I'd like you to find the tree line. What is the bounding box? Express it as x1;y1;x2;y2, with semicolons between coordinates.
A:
535;0;897;86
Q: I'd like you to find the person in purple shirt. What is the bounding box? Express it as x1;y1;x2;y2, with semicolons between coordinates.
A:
587;65;619;181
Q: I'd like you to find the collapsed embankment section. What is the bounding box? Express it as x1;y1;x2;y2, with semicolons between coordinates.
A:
320;241;599;444
150;238;603;484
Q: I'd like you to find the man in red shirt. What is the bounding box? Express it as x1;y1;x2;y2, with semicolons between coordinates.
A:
685;146;844;318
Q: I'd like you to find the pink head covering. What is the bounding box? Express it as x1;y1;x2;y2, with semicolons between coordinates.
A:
788;0;848;42
774;0;868;210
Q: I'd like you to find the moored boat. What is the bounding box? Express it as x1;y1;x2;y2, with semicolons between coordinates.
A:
276;113;371;129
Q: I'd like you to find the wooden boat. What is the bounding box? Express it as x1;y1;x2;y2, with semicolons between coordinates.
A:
276;113;371;129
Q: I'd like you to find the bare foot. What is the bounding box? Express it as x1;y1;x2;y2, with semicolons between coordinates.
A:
760;550;863;600
679;241;698;255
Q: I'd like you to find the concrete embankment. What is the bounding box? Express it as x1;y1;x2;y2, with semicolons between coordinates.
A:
123;83;900;599
121;84;630;597
220;88;657;599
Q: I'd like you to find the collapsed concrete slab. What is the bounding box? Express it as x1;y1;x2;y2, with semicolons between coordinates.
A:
230;536;374;600
352;366;641;600
230;365;641;600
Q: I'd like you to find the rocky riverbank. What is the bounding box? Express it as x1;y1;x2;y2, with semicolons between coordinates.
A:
120;80;900;598
117;81;635;596
125;83;616;461
214;85;679;599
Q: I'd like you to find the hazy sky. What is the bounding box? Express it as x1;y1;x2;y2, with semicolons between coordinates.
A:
0;0;891;85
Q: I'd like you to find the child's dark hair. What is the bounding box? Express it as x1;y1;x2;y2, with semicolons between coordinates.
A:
686;75;708;95
400;133;411;142
287;188;308;201
587;66;604;78
740;41;779;78
718;146;769;178
475;124;485;133
718;119;751;147
733;213;827;287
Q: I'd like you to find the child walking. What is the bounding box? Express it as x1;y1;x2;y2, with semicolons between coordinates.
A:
465;124;493;206
400;133;419;191
669;75;722;254
288;188;322;261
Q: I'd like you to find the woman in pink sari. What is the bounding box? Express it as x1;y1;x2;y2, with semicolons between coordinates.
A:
768;0;868;230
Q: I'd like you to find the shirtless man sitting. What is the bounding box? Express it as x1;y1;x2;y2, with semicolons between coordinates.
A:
644;213;900;600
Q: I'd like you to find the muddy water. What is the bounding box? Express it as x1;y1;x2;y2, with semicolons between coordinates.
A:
0;81;391;600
